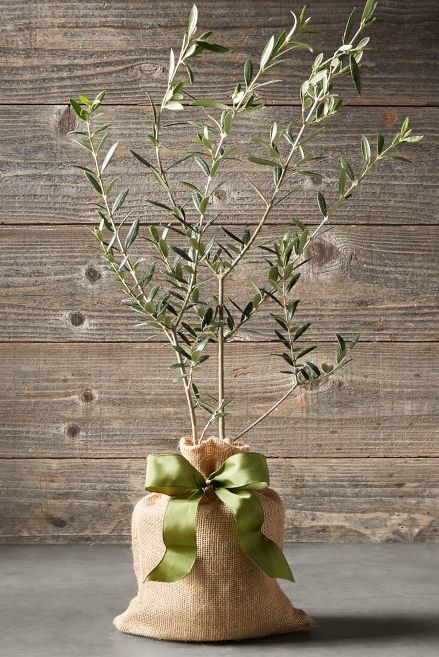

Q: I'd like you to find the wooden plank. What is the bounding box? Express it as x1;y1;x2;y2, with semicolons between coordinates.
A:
0;1;437;104
1;224;438;342
0;105;436;225
0;457;437;542
0;342;437;458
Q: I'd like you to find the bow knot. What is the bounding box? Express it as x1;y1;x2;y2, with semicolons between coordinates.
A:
144;451;294;583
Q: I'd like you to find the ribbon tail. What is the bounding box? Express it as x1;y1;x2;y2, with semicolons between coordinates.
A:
215;487;294;582
145;490;202;583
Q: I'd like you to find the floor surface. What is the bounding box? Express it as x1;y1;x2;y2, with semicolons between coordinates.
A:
1;543;438;656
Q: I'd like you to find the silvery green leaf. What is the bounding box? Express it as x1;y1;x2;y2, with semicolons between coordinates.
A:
85;171;102;194
165;101;184;111
248;155;278;167
125;218;139;249
361;135;371;163
192;98;230;110
260;35;275;69
341;157;355;181
168;48;175;83
112;188;129;213
362;0;377;24
102;142;118;172
194;156;210;176
188;4;198;37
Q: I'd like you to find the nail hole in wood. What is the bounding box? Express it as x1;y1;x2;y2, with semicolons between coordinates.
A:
70;312;85;327
85;265;101;283
81;389;94;403
66;424;80;438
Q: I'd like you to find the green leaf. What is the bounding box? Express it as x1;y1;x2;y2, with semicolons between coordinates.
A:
102;142;118;172
72;164;95;175
125;218;139;249
173;246;193;262
221;110;232;134
286;272;300;293
293;323;311;341
362;0;377;23
295;345;317;359
244;59;253;86
194;156;210;176
196;41;228;53
188;4;198;37
144;198;172;212
130;150;154;169
377;133;385;155
139;264;155;286
317;191;327;217
322;363;334;374
350;55;361;95
341;157;355;181
336;333;346;363
70;98;87;120
306;362;320;377
338;166;347;196
112;188;129;213
149;225;160;242
343;7;356;44
336;333;346;351
192;99;230;110
202;307;213;329
248;155;278;167
85;171;102;194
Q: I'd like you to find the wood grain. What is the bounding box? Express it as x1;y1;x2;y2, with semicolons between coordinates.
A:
1;456;437;542
1;224;438;342
0;105;436;226
0;342;437;459
0;0;437;545
0;1;437;104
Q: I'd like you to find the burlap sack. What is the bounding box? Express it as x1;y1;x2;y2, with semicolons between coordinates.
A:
114;436;313;641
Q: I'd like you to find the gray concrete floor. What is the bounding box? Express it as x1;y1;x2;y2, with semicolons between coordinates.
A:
1;544;438;657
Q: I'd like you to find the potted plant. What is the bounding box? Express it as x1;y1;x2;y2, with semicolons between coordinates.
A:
69;0;422;641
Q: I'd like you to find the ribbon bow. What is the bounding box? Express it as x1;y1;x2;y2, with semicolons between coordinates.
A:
144;451;294;583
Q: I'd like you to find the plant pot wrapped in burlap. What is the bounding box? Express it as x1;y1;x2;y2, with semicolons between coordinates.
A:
114;436;312;641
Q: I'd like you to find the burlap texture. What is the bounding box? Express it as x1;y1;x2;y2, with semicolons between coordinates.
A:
113;436;313;641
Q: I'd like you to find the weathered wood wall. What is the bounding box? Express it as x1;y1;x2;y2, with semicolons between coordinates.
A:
0;0;438;543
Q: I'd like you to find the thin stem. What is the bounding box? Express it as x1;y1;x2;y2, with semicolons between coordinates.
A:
88;118;200;443
224;103;315;279
86;122;148;305
217;275;226;441
232;355;351;442
168;329;198;442
232;383;299;442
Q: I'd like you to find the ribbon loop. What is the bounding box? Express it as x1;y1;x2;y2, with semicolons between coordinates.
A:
144;451;294;583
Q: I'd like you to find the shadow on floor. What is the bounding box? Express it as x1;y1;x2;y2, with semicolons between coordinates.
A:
233;615;439;646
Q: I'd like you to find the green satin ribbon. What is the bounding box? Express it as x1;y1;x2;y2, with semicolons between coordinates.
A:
144;451;294;583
